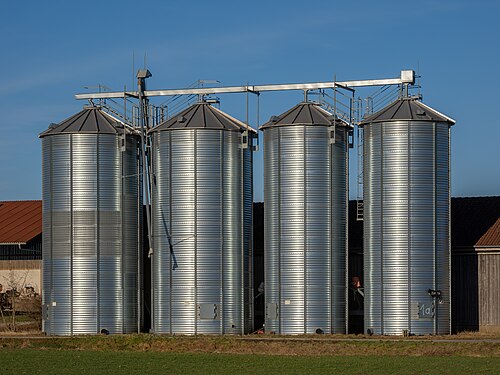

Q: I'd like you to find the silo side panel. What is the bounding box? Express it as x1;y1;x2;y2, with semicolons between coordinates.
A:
42;137;52;334
304;125;332;334
381;122;410;335
363;120;451;335
196;129;225;335
279;126;306;334
264;128;280;333
43;132;139;335
221;130;244;334
264;122;347;334
97;135;123;334
152;128;248;334
48;135;72;335
408;122;435;334
364;124;383;334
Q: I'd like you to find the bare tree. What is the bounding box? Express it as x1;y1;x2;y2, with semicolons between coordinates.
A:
1;269;29;331
0;283;8;328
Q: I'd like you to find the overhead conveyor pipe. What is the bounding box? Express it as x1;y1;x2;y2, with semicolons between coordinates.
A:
75;71;415;100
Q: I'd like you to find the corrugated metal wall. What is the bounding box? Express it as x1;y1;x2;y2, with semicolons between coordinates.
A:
0;239;42;260
42;134;141;335
363;121;450;335
151;129;252;334
263;124;347;334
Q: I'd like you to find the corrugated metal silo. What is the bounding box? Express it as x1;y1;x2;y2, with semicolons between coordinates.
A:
360;97;455;335
260;102;350;334
150;102;255;334
40;106;142;335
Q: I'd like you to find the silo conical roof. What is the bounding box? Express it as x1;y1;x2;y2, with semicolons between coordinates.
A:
150;102;256;133
359;97;455;126
39;106;128;138
259;102;349;130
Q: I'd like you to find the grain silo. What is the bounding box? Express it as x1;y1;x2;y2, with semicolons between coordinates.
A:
360;97;455;335
260;102;350;334
150;102;255;335
40;106;142;335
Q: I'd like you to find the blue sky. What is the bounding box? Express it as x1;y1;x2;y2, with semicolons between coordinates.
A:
0;0;499;202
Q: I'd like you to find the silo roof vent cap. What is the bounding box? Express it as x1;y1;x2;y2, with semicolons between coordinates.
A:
269;115;280;123
177;115;187;123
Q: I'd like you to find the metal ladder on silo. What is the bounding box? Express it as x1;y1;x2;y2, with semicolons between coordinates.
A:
355;97;372;221
356;123;364;221
354;85;407;222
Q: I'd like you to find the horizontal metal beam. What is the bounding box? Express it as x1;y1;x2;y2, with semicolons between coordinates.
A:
75;70;415;100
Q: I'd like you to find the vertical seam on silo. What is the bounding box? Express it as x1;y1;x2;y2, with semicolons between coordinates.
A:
169;132;173;334
433;122;437;335
240;132;244;334
158;132;162;333
241;131;245;334
70;135;74;336
363;126;367;333
446;124;454;333
50;138;54;333
155;133;158;333
49;138;52;332
137;135;142;334
407;121;411;334
155;133;159;333
380;124;384;334
330;124;334;333
158;133;162;332
303;125;307;334
220;130;224;335
120;135;125;334
141;136;145;333
49;139;52;332
240;131;245;334
344;126;349;334
96;135;101;334
250;135;254;333
278;127;282;334
248;134;252;333
156;133;160;333
194;130;198;335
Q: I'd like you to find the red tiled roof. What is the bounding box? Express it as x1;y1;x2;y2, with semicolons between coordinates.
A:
0;200;42;244
475;217;500;248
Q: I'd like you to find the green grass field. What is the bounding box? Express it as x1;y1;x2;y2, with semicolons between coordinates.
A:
0;350;499;375
1;335;499;374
